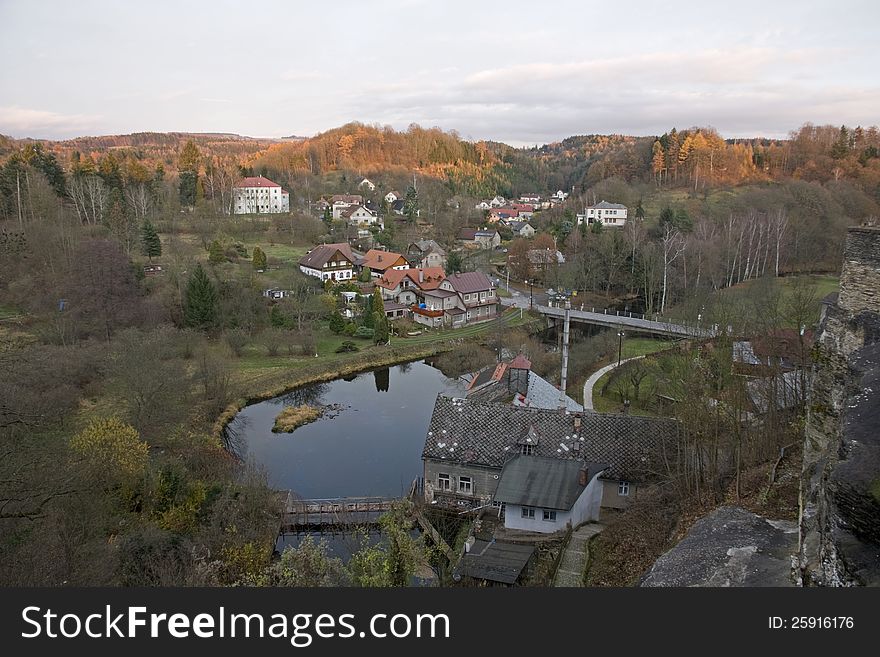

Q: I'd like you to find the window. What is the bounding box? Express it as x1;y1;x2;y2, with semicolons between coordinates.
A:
458;476;472;494
618;481;630;496
542;510;557;522
438;473;451;491
521;444;534;456
521;507;535;519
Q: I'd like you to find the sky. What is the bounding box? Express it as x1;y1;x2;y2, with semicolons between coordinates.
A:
1;0;878;146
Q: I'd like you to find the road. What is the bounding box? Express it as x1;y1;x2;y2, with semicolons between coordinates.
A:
582;355;645;411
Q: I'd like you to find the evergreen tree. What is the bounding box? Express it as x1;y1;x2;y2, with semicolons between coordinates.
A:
403;185;419;223
329;311;345;334
208;240;226;264
373;312;389;344
831;125;850;159
252;246;267;270
270;304;289;328
140;219;162;261
178;140;201;208
371;290;385;316
184;264;218;330
635;199;646;221
362;298;375;328
446;251;463;274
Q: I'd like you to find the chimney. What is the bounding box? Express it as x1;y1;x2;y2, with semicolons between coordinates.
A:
578;467;588;487
419;269;424;283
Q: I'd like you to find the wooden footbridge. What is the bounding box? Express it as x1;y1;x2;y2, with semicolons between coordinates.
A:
280;492;398;532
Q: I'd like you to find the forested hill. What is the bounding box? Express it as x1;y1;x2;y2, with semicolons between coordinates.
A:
2;121;879;202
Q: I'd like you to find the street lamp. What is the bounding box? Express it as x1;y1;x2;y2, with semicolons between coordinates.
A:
617;330;625;367
528;279;534;310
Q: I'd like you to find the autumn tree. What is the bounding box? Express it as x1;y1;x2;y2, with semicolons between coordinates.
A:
178;140;201;208
69;417;149;487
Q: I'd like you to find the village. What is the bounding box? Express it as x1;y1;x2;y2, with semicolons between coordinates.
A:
217;172;867;588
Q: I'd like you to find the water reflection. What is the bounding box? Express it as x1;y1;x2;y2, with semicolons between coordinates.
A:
374;367;389;392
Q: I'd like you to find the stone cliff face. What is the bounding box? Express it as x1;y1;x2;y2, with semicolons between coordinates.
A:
799;226;880;586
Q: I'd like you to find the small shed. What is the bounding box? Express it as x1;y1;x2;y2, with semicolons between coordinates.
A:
453;540;535;586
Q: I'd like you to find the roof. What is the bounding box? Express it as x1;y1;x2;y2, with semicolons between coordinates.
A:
588;200;626;210
410;239;447;257
475;230;499;238
235;175;281;188
331;194;363;204
820;291;839;305
444;271;494;294
513;371;582;412
494;456;607;510
384;301;409;311
746;370;806;413
510;354;532;370
458;228;477;241
454;540;534;585
508;220;532;232
361;249;406;271
422;288;457;298
386;190;401;197
375;267;446;291
342;205;376;219
422;395;678;481
298;243;355;269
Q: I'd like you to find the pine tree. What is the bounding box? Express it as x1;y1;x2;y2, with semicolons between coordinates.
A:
208;240;226;264
373;312;389;344
140;219;162;261
372;289;385;316
252;246;267;270
403;185;419;223
178;140;201;208
184;263;218;330
329;311;345;334
447;251;463;274
635;199;646;221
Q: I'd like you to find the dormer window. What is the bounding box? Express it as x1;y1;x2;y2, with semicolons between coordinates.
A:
521;444;534;456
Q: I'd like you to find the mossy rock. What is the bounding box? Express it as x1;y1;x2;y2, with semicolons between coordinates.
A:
272;405;323;433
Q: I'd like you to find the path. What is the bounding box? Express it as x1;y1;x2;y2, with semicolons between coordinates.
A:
582;355;645;411
553;523;604;587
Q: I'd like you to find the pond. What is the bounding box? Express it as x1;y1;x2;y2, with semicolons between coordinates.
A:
226;359;466;500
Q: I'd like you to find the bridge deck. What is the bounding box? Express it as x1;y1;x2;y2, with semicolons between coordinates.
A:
280;493;398;531
534;303;715;338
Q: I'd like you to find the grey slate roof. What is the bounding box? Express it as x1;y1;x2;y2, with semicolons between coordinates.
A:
422;395;677;481
410;239;446;256
493;456;606;510
454;540;535;585
513;370;582;411
445;271;494;294
588;200;627;210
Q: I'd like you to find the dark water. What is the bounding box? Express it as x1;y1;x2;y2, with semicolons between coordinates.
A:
227;360;465;499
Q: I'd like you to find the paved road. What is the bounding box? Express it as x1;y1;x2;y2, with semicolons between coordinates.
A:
553;523;604;587
582;355;645;411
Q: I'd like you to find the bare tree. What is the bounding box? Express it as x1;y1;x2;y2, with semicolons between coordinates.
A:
660;224;686;313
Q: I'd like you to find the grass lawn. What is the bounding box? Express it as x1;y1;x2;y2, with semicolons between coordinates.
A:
260;243;309;264
0;303;20;320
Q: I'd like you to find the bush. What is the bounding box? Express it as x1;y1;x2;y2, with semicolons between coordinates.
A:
336;341;359;353
299;331;317;356
343;323;357;336
354;326;374;339
261;328;284;356
224;329;248;357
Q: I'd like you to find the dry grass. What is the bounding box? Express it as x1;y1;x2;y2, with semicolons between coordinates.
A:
272;405;323;433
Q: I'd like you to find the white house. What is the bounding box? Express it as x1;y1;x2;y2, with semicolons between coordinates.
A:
577;200;628;227
343;205;380;226
298;243;356;282
552;190;569;201
384;190;402;203
493;456;606;533
474;200;491;210
358;178;376;191
233;176;290;214
489;195;506;208
331;194;363;219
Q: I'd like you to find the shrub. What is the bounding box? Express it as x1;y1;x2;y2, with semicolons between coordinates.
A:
336;341;359;353
225;329;248;357
354;326;374;339
343;323;357;336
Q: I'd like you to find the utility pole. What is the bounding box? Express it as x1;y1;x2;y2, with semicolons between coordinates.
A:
617;330;625;367
559;297;571;409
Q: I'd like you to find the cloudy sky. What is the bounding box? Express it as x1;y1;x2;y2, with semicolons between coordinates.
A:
1;0;878;145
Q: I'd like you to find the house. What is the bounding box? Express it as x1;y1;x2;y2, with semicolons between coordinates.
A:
453;539;535;586
342;205;380;227
411;271;497;328
732;329;814;374
489;195;507;208
474;200;491;211
552;190;569;201
465;354;583;412
488;208;518;223
475;230;501;249
577;200;628;227
331;194;363;219
519;193;541;204
421;395;679;513
506;220;535;238
374;267;445;306
508;203;535;219
494;456;607;533
359;249;410;278
298;243;356;281
384;190;402;203
407;239;447;270
143;264;164;276
358;178;376;191
233;176;289;214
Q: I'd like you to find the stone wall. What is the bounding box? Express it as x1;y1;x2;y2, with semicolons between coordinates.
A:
799;225;880;586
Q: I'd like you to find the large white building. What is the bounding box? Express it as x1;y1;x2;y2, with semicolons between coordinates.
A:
233;176;289;214
577;200;628;227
